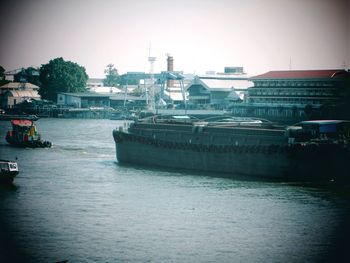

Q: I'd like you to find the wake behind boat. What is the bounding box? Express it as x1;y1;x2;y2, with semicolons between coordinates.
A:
113;115;350;182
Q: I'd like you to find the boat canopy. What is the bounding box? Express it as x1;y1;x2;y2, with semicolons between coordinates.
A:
296;120;350;135
299;120;345;125
172;115;191;120
11;119;33;127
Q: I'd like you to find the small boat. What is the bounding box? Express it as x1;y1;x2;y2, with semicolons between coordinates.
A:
0;159;19;183
5;119;52;148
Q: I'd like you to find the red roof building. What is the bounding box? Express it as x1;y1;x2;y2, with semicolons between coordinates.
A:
251;69;348;79
229;69;350;122
247;69;349;107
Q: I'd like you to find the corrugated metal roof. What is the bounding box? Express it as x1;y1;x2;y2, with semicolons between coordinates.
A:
110;94;145;101
201;79;234;90
201;79;253;90
7;90;40;98
90;86;122;93
0;82;39;89
59;92;110;98
251;70;348;79
186;77;253;92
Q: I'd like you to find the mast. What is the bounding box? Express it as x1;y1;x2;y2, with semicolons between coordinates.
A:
123;74;128;108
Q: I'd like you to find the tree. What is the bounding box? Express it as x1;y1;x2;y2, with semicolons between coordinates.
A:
103;64;120;87
14;67;41;87
39;57;88;101
0;66;9;86
119;73;140;85
130;86;143;96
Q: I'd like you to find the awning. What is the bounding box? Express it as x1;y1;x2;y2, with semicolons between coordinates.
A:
11;119;33;126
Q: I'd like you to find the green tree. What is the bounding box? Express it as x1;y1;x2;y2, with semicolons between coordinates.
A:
103;64;120;87
39;57;88;101
0;66;9;86
14;67;41;87
130;86;144;96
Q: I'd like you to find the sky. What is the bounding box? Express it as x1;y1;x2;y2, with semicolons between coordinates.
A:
0;0;349;78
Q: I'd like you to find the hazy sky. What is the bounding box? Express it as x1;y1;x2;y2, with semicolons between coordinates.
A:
0;0;349;77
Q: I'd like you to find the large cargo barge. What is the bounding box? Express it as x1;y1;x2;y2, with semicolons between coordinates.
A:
113;116;350;181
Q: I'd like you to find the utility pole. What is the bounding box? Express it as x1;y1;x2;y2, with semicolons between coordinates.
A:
148;45;156;112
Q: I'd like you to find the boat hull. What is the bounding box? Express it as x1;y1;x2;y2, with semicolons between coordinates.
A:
113;130;349;181
6;140;52;148
0;171;18;183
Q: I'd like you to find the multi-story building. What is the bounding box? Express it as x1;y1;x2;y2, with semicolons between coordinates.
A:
230;69;350;122
248;70;348;106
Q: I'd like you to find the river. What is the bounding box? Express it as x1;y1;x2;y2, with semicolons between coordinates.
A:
0;118;349;262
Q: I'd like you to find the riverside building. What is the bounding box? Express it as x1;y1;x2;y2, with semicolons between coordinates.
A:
0;82;41;109
230;69;350;123
185;68;253;109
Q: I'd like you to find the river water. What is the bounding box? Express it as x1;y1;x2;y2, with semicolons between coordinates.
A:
0;118;349;263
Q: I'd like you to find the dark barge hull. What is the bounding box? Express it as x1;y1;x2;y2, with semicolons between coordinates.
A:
113;130;349;181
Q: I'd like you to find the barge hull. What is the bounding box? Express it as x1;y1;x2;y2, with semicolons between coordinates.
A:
114;133;345;181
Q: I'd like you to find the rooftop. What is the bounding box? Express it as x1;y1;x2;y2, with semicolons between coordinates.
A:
0;82;39;90
110;93;145;101
5;90;40;98
251;69;349;79
58;92;111;98
201;78;253;90
186;76;253;91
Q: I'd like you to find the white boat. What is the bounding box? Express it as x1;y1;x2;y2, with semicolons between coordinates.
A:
0;159;19;183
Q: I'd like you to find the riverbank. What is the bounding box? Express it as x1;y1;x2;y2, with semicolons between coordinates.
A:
1;107;304;124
